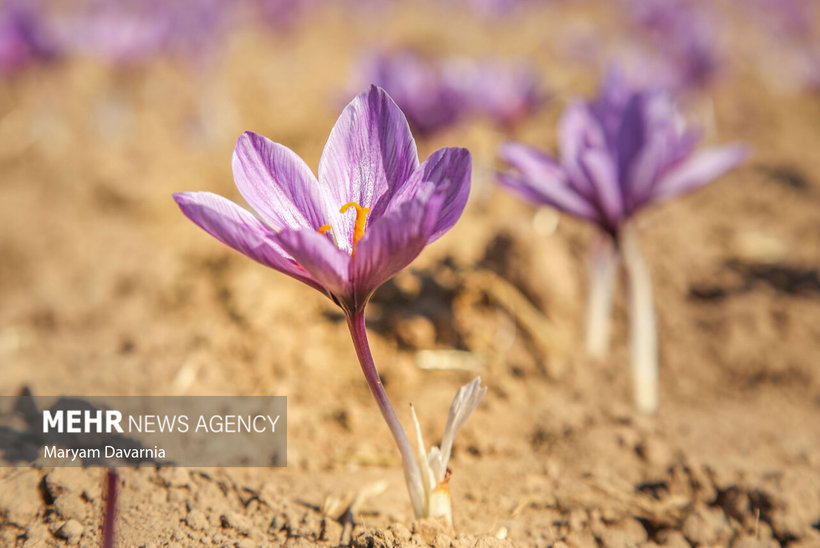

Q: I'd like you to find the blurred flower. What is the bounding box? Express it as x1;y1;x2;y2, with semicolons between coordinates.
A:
746;0;816;39
357;48;545;135
498;72;745;236
445;58;544;129
174;86;474;521
52;0;227;65
619;0;721;92
358;50;465;136
439;0;532;18
498;72;746;414
0;6;55;74
252;0;314;32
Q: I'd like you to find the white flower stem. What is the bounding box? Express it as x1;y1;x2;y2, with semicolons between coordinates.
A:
585;233;619;358
620;224;658;415
347;311;426;518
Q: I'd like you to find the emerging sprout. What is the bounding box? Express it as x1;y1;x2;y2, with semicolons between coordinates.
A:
410;377;487;524
174;86;481;521
497;72;746;414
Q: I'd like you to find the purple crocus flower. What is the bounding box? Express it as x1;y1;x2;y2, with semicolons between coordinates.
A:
498;73;746;414
0;6;54;75
618;0;721;92
174;86;481;520
358;49;465;137
357;49;545;136
499;72;745;237
444;58;544;129
176;85;471;315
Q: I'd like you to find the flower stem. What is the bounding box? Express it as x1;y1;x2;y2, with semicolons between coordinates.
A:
585;233;618;358
347;311;426;518
620;224;658;415
102;468;118;548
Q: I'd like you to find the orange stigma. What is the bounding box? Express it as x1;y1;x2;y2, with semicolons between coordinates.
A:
317;224;332;234
340;201;370;256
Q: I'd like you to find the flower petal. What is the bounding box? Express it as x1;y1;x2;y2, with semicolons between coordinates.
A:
377;147;472;243
580;148;624;227
499;141;565;183
275;229;352;305
352;193;444;307
498;142;601;223
651;143;748;202
318;86;420;247
559;101;605;200
232;131;328;231
173;191;322;291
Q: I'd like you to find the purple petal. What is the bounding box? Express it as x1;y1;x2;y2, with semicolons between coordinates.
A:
651;144;748;202
499;141;564;184
275;228;352;304
579;148;624;226
173;191;322;291
497;172;601;223
378;147;472;243
352;194;444;306
318;86;420;247
232;131;328;231
615;93;647;183
559;102;604;200
498;141;602;222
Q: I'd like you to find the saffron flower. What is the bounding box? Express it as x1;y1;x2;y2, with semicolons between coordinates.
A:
357;49;544;136
174;86;482;521
357;50;465;137
0;6;54;75
498;73;746;414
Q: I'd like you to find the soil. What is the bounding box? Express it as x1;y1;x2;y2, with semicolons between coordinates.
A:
1;3;820;547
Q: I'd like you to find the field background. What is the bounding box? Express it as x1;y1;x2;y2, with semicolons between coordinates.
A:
1;2;820;546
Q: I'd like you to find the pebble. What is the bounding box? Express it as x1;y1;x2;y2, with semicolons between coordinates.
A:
185;509;209;531
54;493;87;521
221;512;252;535
56;519;84;545
0;469;41;527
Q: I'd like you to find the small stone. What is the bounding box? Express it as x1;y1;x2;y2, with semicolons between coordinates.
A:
43;469;88;500
320;517;344;543
411;517;454;544
600;518;648;548
433;532;453;548
683;506;732;546
221;512;252;535
732;536;779;548
395;316;436;348
186;509;209;531
56;519;83;545
565;530;598;548
654;530;689;548
472;539;514;547
0;469;41;527
158;467;190;488
22;523;50;548
54;493;87;521
388;522;412;541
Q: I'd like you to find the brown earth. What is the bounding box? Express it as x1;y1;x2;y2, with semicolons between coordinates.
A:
1;3;820;547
